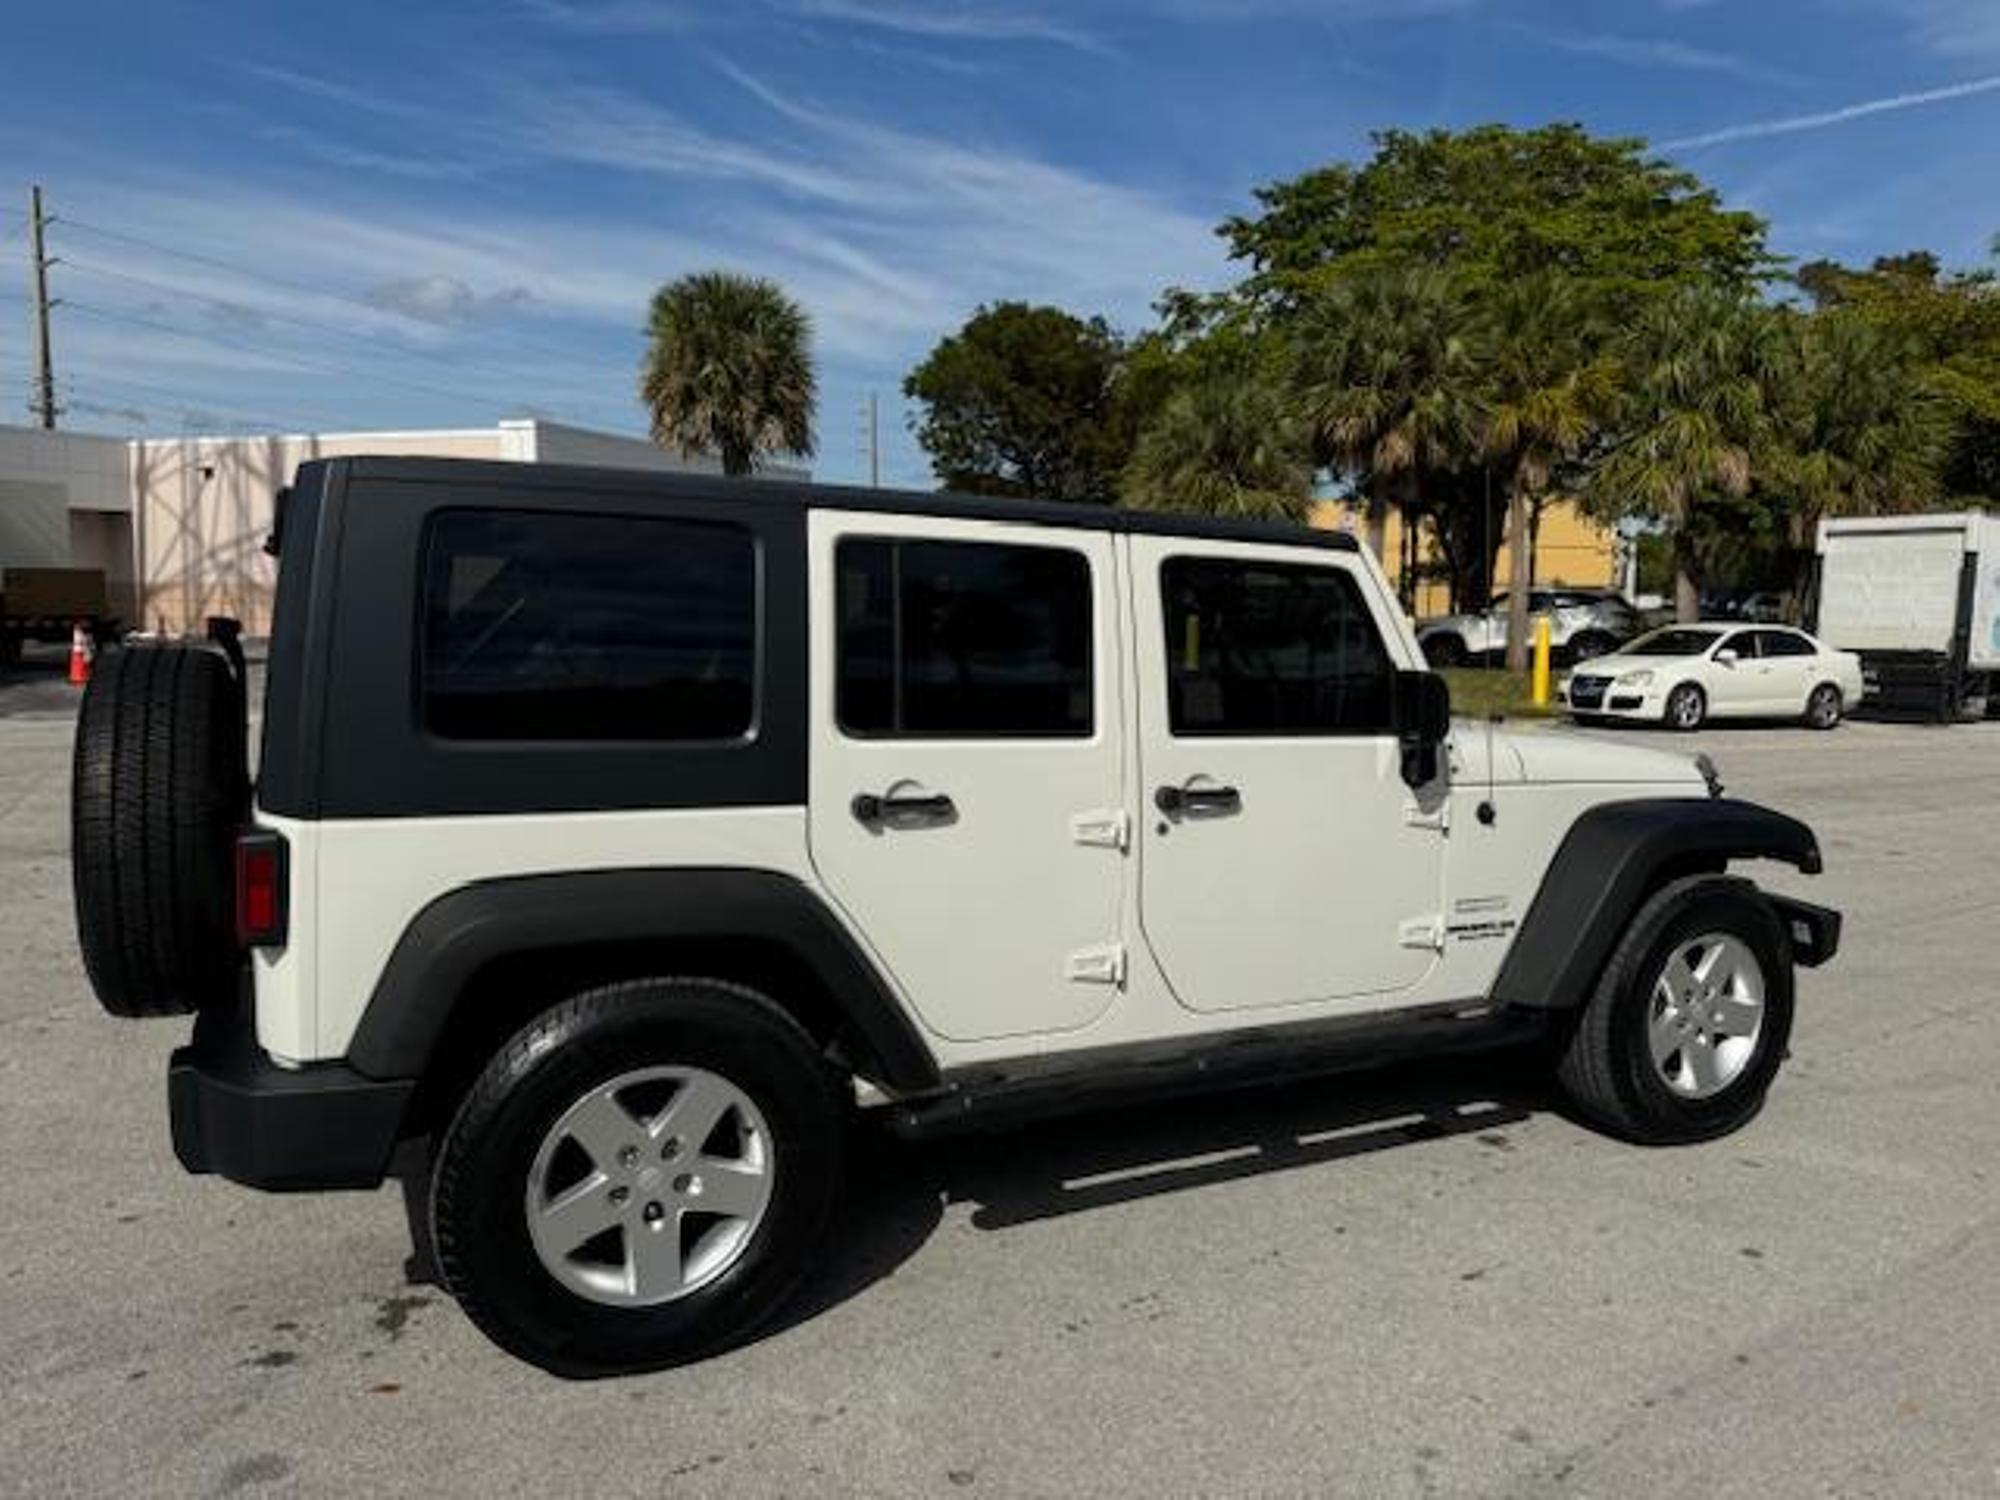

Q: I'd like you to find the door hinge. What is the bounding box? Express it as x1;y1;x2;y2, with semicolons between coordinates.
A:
1398;915;1446;952
1070;808;1131;852
1066;942;1128;986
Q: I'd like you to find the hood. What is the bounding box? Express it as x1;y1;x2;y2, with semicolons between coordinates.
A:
1450;720;1706;789
1569;649;1695;676
1508;730;1707;788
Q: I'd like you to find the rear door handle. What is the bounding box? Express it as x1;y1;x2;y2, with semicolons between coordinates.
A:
1154;783;1242;817
852;790;956;826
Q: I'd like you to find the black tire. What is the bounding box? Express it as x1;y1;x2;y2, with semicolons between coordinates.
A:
71;642;249;1018
1803;682;1843;730
1555;876;1794;1145
1663;681;1706;732
431;978;846;1377
1422;634;1467;668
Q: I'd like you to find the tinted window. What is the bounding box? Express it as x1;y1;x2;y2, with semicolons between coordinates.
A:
1756;630;1814;657
1717;631;1760;658
837;538;1092;737
1162;558;1393;736
421;510;756;741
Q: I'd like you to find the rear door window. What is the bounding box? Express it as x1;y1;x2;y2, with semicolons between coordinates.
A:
836;538;1093;737
421;510;757;741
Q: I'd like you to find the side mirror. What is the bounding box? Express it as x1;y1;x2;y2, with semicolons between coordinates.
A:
1394;670;1451;787
1715;648;1739;666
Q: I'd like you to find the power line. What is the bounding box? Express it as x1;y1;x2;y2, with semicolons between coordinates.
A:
60;256;612;389
56;214;599;370
60;297;599;416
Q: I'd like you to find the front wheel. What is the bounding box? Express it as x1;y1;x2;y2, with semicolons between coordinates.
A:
431;978;845;1376
1555;876;1794;1144
1803;683;1843;730
1664;682;1706;732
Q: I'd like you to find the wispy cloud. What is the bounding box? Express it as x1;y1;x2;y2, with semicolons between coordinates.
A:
1527;27;1801;85
1661;72;2000;148
791;0;1106;52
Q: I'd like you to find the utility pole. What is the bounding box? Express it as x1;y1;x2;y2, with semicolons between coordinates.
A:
27;185;59;430
864;391;881;488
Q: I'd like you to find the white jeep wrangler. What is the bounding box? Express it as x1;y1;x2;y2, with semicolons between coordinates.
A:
71;458;1841;1376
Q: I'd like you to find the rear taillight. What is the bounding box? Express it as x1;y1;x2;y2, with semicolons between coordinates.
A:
235;830;289;949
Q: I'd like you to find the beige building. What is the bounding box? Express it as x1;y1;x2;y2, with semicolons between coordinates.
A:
3;419;798;636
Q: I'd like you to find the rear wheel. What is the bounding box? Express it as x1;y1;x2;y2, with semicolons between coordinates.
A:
1664;682;1706;732
1803;682;1843;730
1567;631;1617;664
430;978;845;1377
1422;633;1467;668
1555;876;1794;1144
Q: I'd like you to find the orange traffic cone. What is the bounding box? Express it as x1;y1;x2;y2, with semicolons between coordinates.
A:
68;621;93;686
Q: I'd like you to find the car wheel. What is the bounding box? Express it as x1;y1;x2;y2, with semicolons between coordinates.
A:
1664;682;1706;731
1803;683;1842;730
1555;876;1794;1144
1422;634;1467;668
431;978;845;1377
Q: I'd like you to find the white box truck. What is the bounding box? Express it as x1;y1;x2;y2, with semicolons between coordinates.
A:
1813;512;2000;722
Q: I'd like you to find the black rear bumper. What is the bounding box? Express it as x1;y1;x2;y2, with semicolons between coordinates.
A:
168;1002;414;1191
1766;894;1842;969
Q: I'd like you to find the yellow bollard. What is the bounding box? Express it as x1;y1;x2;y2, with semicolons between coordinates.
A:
1531;615;1552;707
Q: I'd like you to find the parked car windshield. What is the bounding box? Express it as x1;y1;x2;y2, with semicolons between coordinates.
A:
1622;627;1724;656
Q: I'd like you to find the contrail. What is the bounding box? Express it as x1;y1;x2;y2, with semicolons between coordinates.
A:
1662;73;2000;149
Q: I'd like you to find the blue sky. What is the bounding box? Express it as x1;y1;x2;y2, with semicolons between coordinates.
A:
2;0;1997;485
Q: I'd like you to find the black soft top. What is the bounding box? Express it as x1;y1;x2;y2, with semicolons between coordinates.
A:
300;455;1359;555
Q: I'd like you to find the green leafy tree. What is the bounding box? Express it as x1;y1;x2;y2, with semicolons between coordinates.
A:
1796;250;2000;500
640;271;816;477
1207;124;1774;324
1476;274;1621;667
1119;372;1313;522
904;302;1133;501
1590;290;1786;621
1758;311;1950;600
1292;266;1483;579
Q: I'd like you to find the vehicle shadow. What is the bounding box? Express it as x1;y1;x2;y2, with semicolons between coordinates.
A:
766;1047;1549;1341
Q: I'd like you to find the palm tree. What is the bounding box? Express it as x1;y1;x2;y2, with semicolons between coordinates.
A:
1592;289;1787;621
1293;267;1483;577
1476;274;1621;668
1120;373;1314;522
1760;310;1949;602
640;271;816;477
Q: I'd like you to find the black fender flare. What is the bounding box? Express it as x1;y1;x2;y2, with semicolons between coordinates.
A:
344;868;940;1094
1488;798;1825;1010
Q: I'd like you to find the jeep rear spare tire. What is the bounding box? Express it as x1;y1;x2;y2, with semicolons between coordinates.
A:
72;642;249;1018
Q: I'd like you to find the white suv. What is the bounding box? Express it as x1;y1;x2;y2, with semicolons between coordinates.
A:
71;458;1841;1376
1419;588;1641;667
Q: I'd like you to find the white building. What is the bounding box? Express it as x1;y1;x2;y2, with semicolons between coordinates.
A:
1;419;801;635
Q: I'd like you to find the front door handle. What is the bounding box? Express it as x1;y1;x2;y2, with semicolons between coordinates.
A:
852;790;956;826
1154;783;1242;817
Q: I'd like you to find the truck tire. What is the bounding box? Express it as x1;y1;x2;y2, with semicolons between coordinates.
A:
1422;634;1467;668
431;978;846;1377
72;642;249;1018
1555;876;1794;1145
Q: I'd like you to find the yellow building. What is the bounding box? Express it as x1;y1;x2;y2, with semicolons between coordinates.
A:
1309;495;1620;619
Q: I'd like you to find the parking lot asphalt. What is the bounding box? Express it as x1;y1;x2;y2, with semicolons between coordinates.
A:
3;662;1998;1497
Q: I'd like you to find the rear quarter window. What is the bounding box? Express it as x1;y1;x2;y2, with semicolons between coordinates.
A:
420;510;758;742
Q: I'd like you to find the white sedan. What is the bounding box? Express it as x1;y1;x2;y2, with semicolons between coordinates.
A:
1559;624;1865;731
